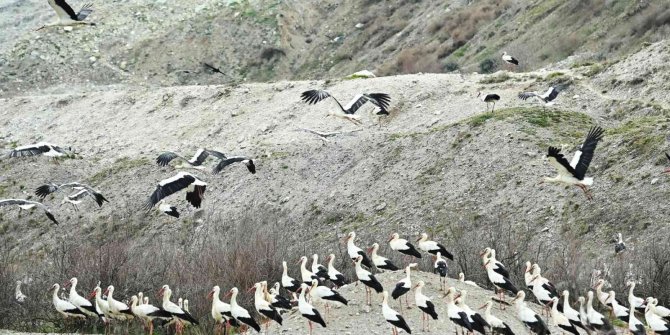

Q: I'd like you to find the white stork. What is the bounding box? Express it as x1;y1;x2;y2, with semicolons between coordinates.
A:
502;51;519;67
614;233;626;255
308;279;347;320
628;299;646;335
212;156;256;175
606;291;629;323
647;297;670;319
105;286;133;320
268;283;292;311
445;287;474;334
325;254;347;288
433;252;448;292
414;281;437;332
145;172;207;209
311;254;328;280
281;261;301;293
300;89;391;124
297;283;327;335
51;283;86;319
39;0;94;30
36;182;108;208
542;126;605;200
586;291;615;335
208;285;239;335
477;92;501;112
549;297;579;335
89;285;113;328
15;280;27;303
369;242;399;271
354;255;383;306
529;264;561;314
382;290;412;335
626;281;647;313
456;291;489;335
593;278;619;310
156;149;227;170
484;258;518;309
518;86;562;108
226;287;261;333
458;273;479;287
8;142;69;158
511;291;550;335
417;233;454;260
524;262;534;290
250;282;282;330
130;295;172;335
646;299;670;335
481;248;510;279
389;233;422;259
343;232;372;268
299;255;320;284
479;300;514;335
391;263;417;310
0;199;59;224
158;285;199;334
64;277;99;318
559;290;585;331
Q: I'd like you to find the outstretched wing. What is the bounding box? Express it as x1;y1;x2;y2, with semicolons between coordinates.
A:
573;126;605;180
35;184;60;198
518;92;538;101
145;173;196;209
300;90;332;105
547;146;577;178
543;87;560;102
156;152;186;167
205;150;227;160
76;3;93;20
345;93;391;115
212;157;255;174
189;149;209;166
51;0;78;20
9;144;50;157
0;199;28;208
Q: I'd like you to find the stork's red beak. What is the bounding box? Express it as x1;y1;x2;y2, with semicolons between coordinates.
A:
224;290;232;298
207;290;214;299
247;286;255;293
88;290;96;300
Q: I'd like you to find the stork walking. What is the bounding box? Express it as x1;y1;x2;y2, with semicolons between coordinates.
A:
301;89;391;124
542;126;605;200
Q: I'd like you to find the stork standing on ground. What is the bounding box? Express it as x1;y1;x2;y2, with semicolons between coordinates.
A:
130;295;172;335
549;297;579;335
344;232;372;268
647;297;670;320
455;291;489;335
156;149;227;170
512;291;550;335
158;285;199;334
646;299;670;335
628;301;646;335
578;296;593;334
64;278;99;318
444;287;474;335
15;280;27;303
89;285;113;331
593;279;618;311
250;283;282;331
8;142;69;159
105;286;133;321
518;86;562;109
300;89;391;124
369;242;400;271
282;261;301;293
481;248;510;279
542;126;605;200
325;254;347;288
311;254;328;280
36;182;108;208
586;291;616;335
502;52;519;68
614;233;626;255
529;263;561;315
626;281;647;313
309;279;347;321
479;300;515;335
208;285;239;335
51;283;86;319
299;256;320;284
414;281;437;332
382;290;412;335
392;263;417;310
459;273;479;287
417;233;454;260
433;252;448;291
477;92;501;112
606;291;629;323
354;255;383;306
663;152;670;174
560;290;585;331
484;258;518;309
145;172;207;209
226;287;261;333
268;283;292;311
525;262;535;290
389;233;422;260
39;0;94;30
297;283;327;335
0;199;59;224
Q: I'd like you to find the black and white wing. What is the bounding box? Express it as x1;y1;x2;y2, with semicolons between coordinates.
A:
518;92;539;101
0;199;58;225
35;183;60;198
212;157;255;174
573;126;605;180
203;62;224;74
547;146;577;178
76;3;93;20
156;152;187;167
542;87;560;102
48;0;77;20
300;90;334;105
205;149;227;160
344;93;391;115
189;149;210;166
35;182;108;207
145;173;198;209
9;144;50;157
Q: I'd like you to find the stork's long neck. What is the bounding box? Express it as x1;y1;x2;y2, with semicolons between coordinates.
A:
371;246;379;257
213;290;221;304
327;258;335;270
347;238;357;252
300;259;309;274
405;267;412;280
15;282;21;294
52;286;59;303
230;290;238;308
587;294;594;312
282;263;288;277
415;286;423;296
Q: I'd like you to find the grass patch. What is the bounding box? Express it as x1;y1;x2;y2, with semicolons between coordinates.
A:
545;72;564;80
583;63;604;77
608;116;669;156
479;72;511;84
87;157;150;184
468;113;495;127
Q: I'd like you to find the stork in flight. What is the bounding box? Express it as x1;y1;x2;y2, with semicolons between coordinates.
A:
212;156;256;175
0;199;59;224
518;86;562;109
541;126;605;200
145;172;207;210
156;149;227;170
300;89;391;124
8;142;70;160
35;182;108;208
38;0;95;31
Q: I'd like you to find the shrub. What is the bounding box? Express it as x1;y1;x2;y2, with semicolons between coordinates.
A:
479;58;496;73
